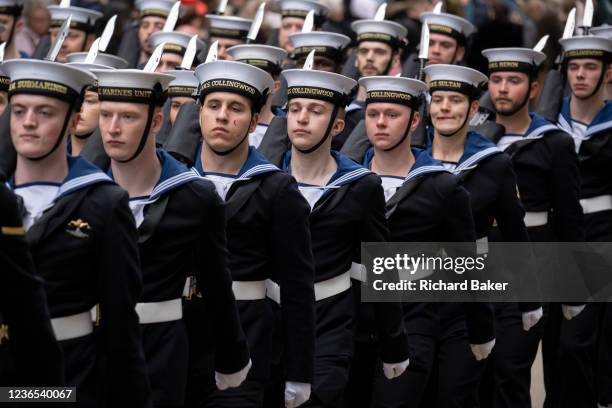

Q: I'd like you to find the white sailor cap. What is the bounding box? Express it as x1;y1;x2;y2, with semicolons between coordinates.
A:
149;31;206;59
3;59;96;105
279;0;328;21
351;19;407;49
136;0;177;19
559;35;612;62
591;25;612;39
481;47;546;75
92;69;174;106
283;68;357;106
420;12;476;44
226;44;287;75
166;70;199;98
0;0;23;16
66;52;129;69
424;64;487;98
359;76;427;109
0;63;9;93
288;31;350;61
206;15;252;40
48;5;103;32
194;60;274;112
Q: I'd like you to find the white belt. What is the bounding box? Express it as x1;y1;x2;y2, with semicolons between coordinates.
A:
524;211;548;227
135;298;182;324
51;311;94;342
266;271;352;305
349;262;367;283
580;195;612;215
476;236;489;255
232;280;267;300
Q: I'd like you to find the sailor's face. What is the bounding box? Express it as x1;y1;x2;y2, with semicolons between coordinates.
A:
489;71;532;115
430;90;474;135
567;58;607;100
279;17;304;54
213;37;244;61
99;101;161;161
427;33;462;65
76;90;100;136
356;41;396;77
156;53;183;73
0;91;7;117
200;92;257;151
287;98;344;149
365;102;417;150
139;16;166;55
10;94;74;159
50;27;88;62
170;96;194;126
0;14;15;43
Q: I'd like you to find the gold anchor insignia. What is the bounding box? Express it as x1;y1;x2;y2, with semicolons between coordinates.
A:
0;324;9;344
66;219;91;238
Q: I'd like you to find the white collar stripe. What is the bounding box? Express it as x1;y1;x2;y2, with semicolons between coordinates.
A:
525;124;559;140
328;168;371;187
455;146;501;171
58;173;112;197
150;171;201;199
586;119;612;138
405;165;448;182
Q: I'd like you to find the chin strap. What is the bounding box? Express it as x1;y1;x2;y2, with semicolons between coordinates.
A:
295;104;340;154
117;96;157;163
497;77;533;117
75;130;94;140
206;112;253;156
437;103;472;138
577;63;608;100
28;100;76;161
383;108;416;152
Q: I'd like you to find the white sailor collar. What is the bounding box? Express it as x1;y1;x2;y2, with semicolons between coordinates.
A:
7;155;112;201
363;146;449;182
558;97;612;139
193;145;280;180
346;100;365;113
282;149;372;193
109;149;201;201
426;130;502;174
502;112;560;140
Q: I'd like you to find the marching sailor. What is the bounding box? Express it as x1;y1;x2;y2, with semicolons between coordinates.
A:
187;58;316;408
3;58;151;407
344;75;477;408
481;45;584;408
205;12;252;61
553;34;612;408
287;30;350;74
420;10;476;67
423;63;530;407
47;1;102;63
339;15;408;149
148;32;205;73
0;183;64;387
95;56;251;407
280;55;410;407
65;52;129;156
165;69;199;127
226;44;288;148
120;0;177;68
273;0;328;61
